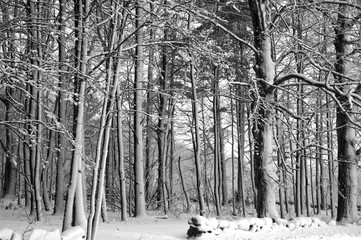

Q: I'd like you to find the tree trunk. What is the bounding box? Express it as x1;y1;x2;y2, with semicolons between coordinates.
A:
334;1;358;224
189;58;206;216
62;0;89;231
248;0;279;218
326;95;335;218
230;89;236;215
54;0;67;216
236;88;246;217
157;20;169;213
133;0;147;218
117;84;128;221
213;66;222;216
2;100;17;199
0;0;17;201
145;1;155;202
34;88;44;221
178;156;190;212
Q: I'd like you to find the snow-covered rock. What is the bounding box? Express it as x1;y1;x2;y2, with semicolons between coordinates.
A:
0;228;14;240
186;215;326;238
236;218;250;231
61;226;85;240
217;219;229;230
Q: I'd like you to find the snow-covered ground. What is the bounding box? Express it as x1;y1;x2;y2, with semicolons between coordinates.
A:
1;208;361;240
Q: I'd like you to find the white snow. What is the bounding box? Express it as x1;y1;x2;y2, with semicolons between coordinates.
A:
0;209;361;239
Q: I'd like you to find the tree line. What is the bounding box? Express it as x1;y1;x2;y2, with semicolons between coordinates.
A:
0;0;360;238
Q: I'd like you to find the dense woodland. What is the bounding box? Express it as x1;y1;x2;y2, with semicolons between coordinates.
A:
0;0;361;238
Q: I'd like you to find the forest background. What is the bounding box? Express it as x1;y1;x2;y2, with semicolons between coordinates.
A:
1;0;361;239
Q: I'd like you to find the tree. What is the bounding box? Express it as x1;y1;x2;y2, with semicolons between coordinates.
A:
333;0;358;224
189;49;206;216
54;0;67;216
248;0;279;218
133;0;147;218
62;0;89;231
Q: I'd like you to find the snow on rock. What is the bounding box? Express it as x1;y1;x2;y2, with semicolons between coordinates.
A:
61;226;85;240
0;227;84;240
0;228;17;240
186;215;328;238
27;228;64;240
0;228;21;240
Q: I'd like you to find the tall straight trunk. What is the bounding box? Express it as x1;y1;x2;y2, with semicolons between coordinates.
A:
2;100;17;199
34;88;43;221
316;109;321;214
326;95;335;218
304;146;310;216
247;109;256;209
219;105;228;206
276;105;285;219
236;88;246;217
145;1;155;202
167;48;176;210
43;103;57;212
157;18;169;213
43;136;53;212
26;0;43;220
214;69;227;206
168;119;175;209
62;0;89;231
248;0;279;218
133;0;146;217
188;15;205;216
189;56;206;216
117;85;128;221
319;117;327;211
23;119;32;209
201;99;210;209
178;156;190;212
213;66;222;216
334;2;357;223
322;16;335;219
293;3;305;217
0;0;17;201
54;0;67;215
230;89;236;215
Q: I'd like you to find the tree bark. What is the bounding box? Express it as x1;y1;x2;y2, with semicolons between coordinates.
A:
326;95;336;218
213;66;221;216
248;0;278;218
236;87;246;217
189;54;206;216
156;18;169;213
62;0;89;231
54;0;67;216
117;84;128;221
334;1;358;224
133;0;147;218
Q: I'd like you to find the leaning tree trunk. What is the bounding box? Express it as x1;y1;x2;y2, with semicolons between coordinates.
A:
62;0;89;231
248;0;278;218
334;1;358;224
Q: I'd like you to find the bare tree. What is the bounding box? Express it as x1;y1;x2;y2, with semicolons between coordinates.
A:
62;0;89;231
133;0;147;218
248;0;279;218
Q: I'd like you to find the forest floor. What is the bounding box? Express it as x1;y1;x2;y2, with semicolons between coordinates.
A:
1;207;361;240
